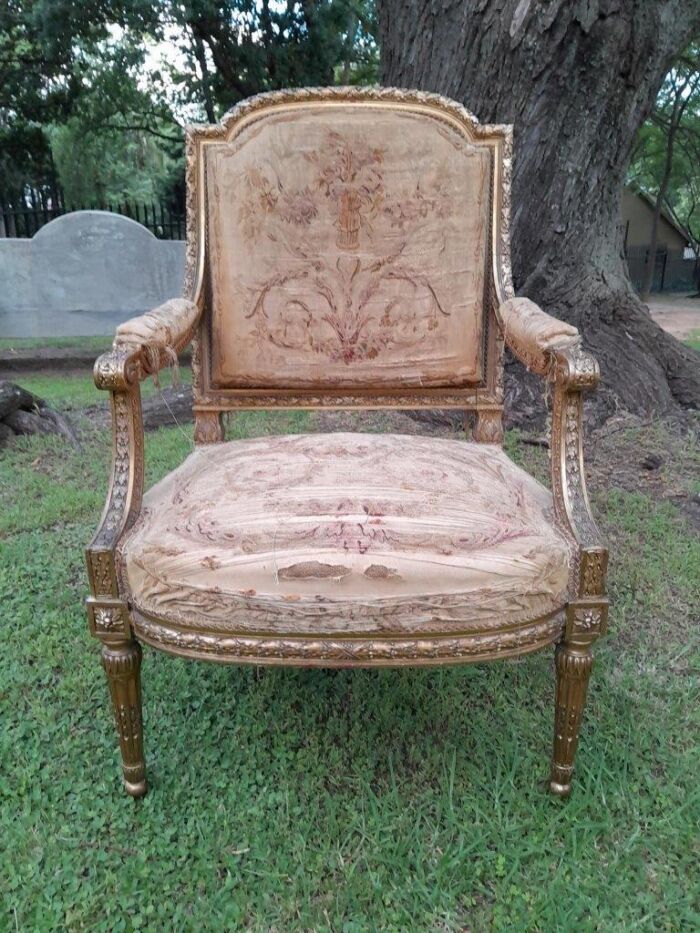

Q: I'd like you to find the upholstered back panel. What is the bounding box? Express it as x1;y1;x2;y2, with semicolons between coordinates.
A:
203;101;492;390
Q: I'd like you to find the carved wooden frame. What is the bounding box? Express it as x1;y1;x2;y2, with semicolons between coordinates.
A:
85;85;609;671
85;87;608;798
181;86;513;443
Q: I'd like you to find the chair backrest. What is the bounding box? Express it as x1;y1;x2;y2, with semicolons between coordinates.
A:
185;87;513;414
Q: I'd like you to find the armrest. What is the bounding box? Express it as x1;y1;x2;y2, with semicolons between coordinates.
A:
498;297;581;378
113;297;200;379
499;298;607;611
86;298;200;609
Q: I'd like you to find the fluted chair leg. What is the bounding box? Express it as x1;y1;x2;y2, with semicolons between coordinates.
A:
101;641;147;798
550;641;593;796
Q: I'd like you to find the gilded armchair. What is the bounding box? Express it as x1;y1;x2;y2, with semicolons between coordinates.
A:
86;87;608;799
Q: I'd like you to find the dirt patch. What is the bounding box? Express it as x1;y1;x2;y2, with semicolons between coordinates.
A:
588;412;699;531
310;408;463;437
0;346;191;377
647;292;700;340
0;347;104;376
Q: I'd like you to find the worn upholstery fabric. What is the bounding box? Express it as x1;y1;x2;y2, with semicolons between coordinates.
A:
120;433;572;636
498;298;579;375
205;106;491;389
114;298;199;372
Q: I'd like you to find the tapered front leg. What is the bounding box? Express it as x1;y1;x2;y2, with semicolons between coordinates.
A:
550;642;593;796
102;641;147;798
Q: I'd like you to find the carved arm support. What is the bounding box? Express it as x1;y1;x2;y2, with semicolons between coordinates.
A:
498;298;608;636
85;299;201;637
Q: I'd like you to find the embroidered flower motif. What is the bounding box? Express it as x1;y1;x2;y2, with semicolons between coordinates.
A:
278;188;318;226
238;129;451;364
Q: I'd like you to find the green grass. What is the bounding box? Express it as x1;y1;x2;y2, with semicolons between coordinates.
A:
0;335;112;352
1;378;699;929
0;336;112;353
687;328;700;352
14;367;192;412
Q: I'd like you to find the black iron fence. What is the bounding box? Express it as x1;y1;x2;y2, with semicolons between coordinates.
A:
3;197;698;291
0;200;186;240
626;245;698;293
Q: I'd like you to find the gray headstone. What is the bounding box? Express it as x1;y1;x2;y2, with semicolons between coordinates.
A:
0;210;186;337
33;211;170;313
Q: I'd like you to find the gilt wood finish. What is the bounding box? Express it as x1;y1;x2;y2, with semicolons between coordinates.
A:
102;641;146;798
183;86;513;426
85;87;608;798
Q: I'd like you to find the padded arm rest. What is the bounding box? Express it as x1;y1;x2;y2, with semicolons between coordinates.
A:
113;297;200;377
498;297;580;377
89;298;201;560
498;299;606;602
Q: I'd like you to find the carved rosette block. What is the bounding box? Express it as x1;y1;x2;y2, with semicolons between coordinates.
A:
565;600;608;642
102;642;147;797
550;644;593;796
194;410;225;444
87;597;132;644
473;409;504;444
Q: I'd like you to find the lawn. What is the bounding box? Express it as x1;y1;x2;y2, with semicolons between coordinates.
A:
1;373;698;930
0;335;112;352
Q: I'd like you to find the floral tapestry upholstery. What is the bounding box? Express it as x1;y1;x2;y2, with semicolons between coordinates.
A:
498;297;580;376
119;433;572;637
204;106;491;389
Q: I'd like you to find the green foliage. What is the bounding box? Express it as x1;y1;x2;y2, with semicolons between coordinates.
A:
47;41;182;205
1;1;378;208
0;378;699;928
162;0;378;121
0;0;161;204
628;43;700;251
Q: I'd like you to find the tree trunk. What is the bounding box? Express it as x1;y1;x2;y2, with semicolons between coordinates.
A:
379;0;700;424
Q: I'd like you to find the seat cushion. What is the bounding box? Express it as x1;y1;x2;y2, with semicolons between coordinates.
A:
120;433;573;637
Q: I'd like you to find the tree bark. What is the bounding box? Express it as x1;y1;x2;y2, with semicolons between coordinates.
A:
379;0;700;424
0;380;81;447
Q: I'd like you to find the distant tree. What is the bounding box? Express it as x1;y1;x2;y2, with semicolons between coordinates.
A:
47;40;182;207
0;1;69;205
0;0;160;206
629;44;700;296
162;1;378;121
1;1;377;209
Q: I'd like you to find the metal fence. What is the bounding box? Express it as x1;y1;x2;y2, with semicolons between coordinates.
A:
0;199;186;240
3;197;698;290
626;245;698;293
